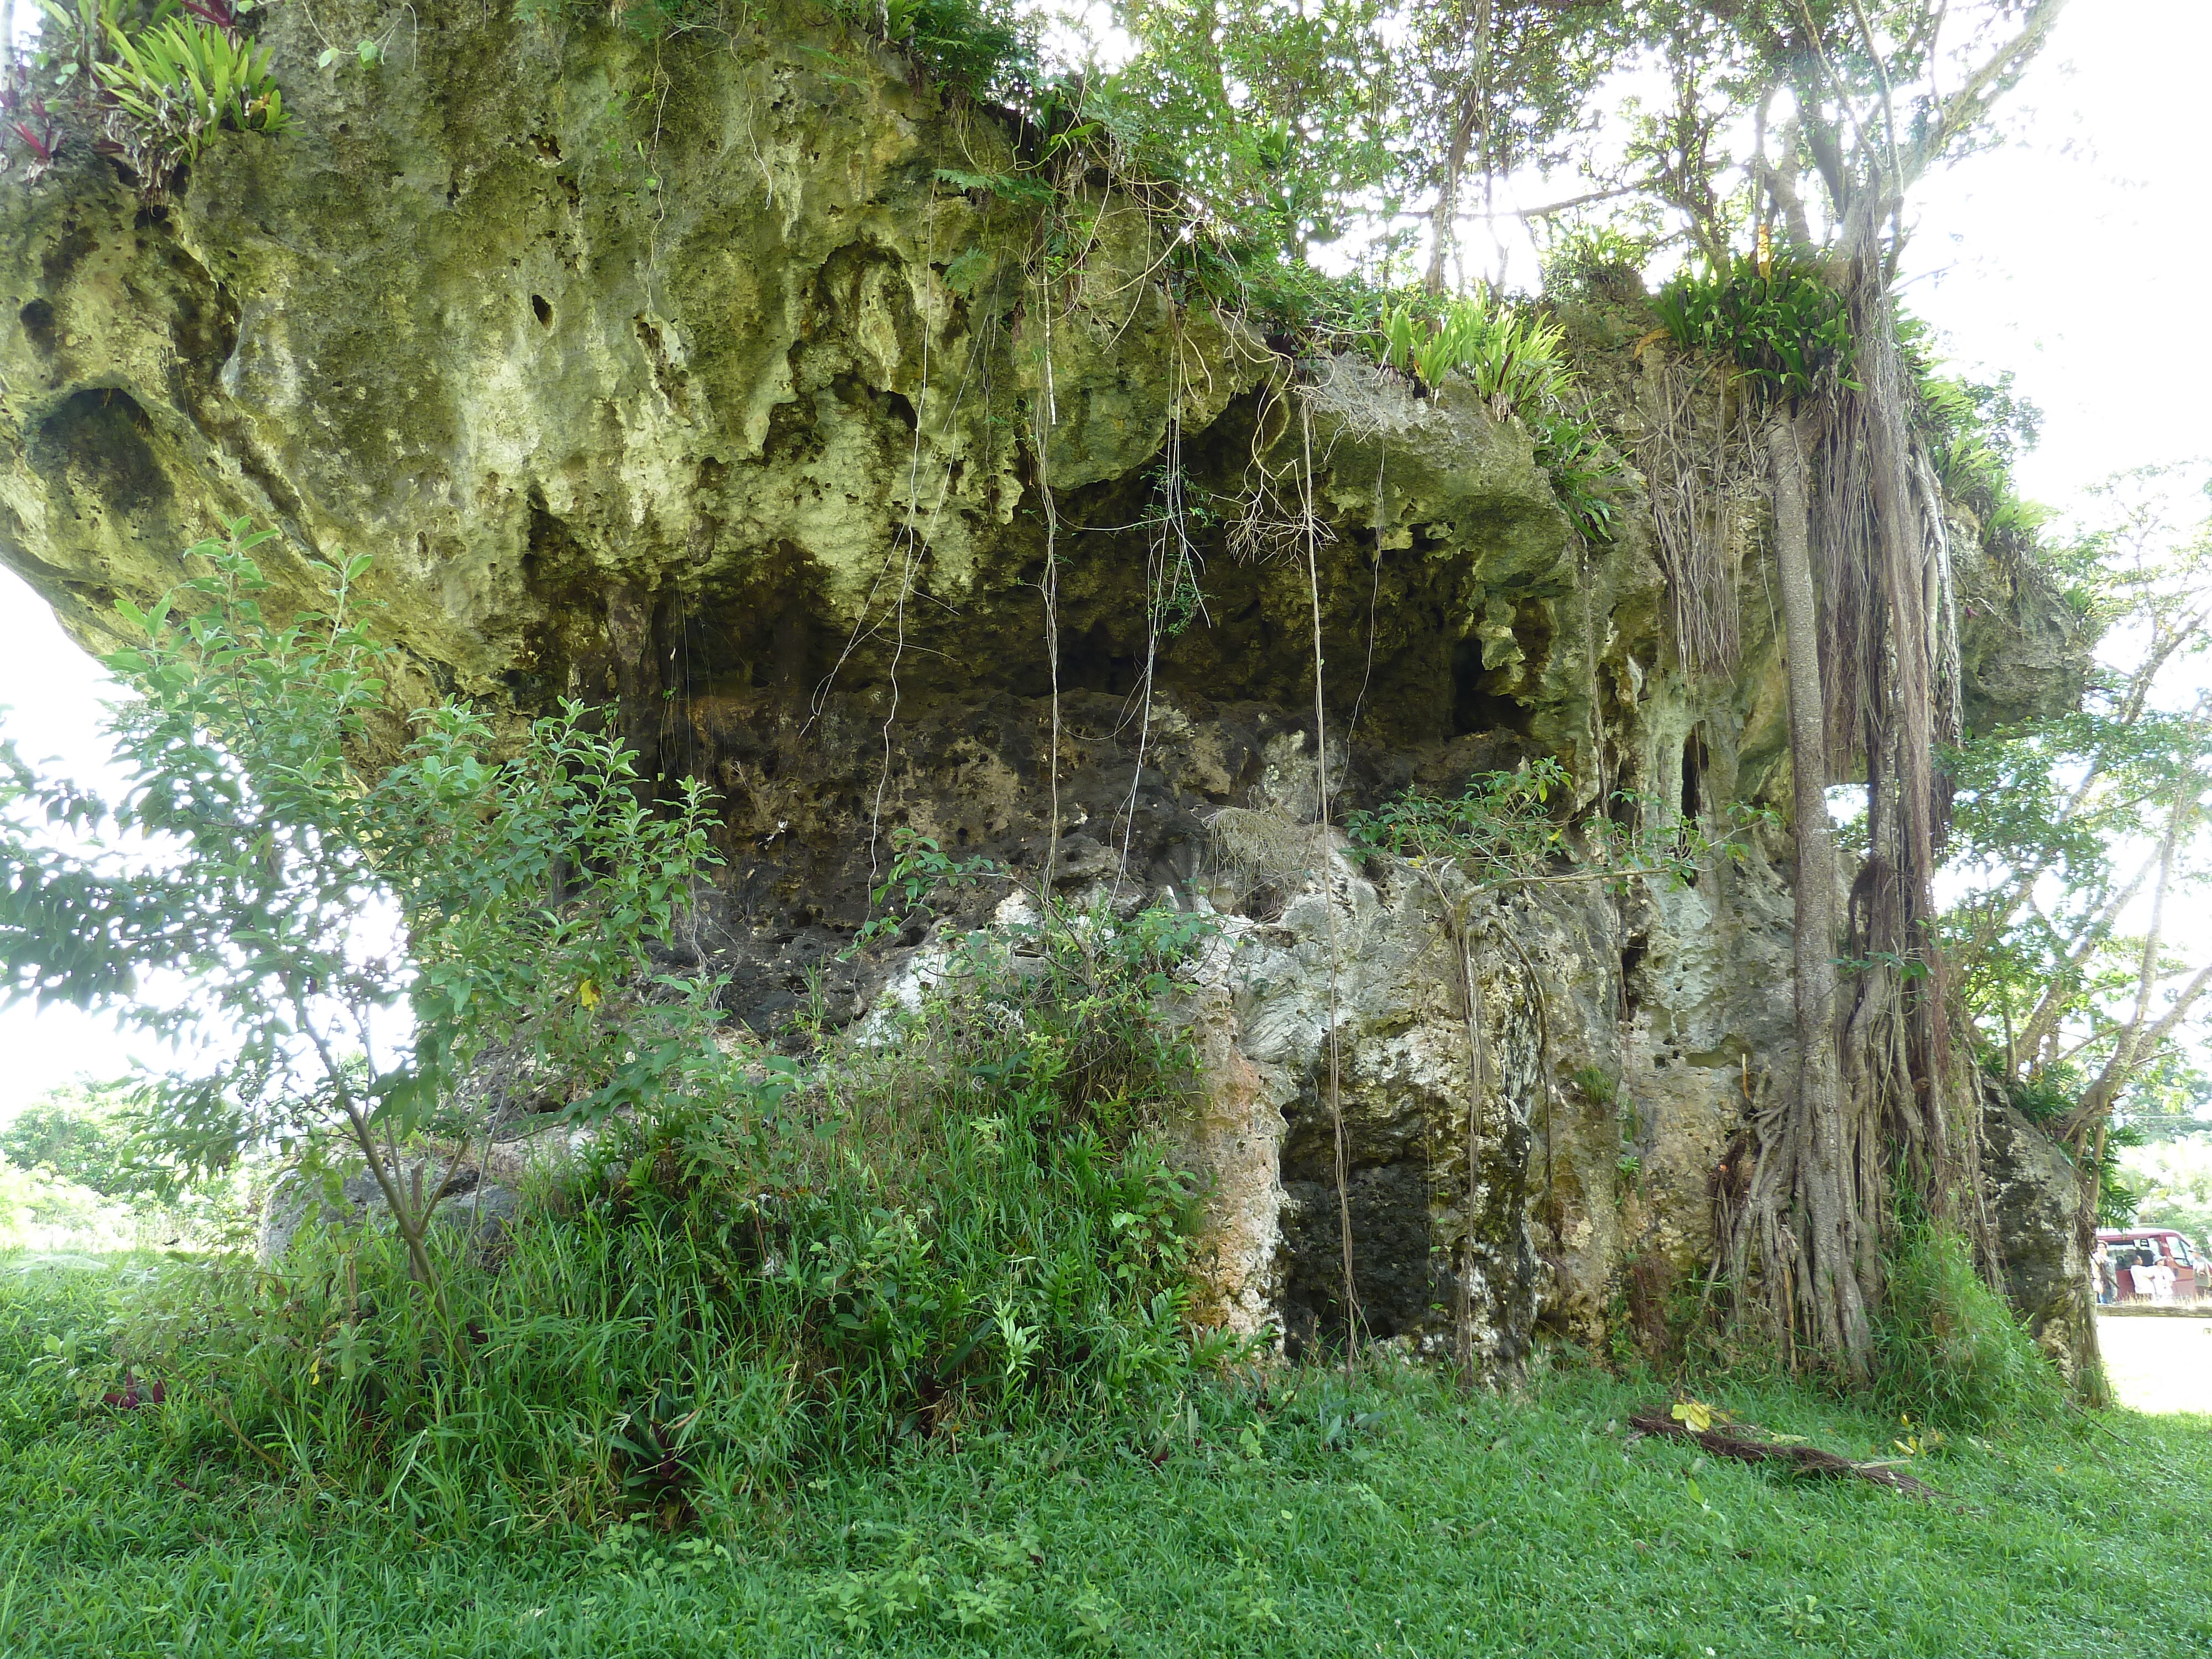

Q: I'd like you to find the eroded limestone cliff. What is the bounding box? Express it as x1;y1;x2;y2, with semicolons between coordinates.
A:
0;4;2090;1368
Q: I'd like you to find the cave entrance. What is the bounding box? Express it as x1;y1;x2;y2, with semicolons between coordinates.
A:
1451;640;1530;737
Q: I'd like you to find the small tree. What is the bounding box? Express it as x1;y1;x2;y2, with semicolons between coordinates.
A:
0;523;723;1292
0;1080;141;1197
1945;473;2212;1235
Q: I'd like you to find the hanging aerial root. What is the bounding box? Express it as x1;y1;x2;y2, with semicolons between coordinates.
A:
1635;354;1770;674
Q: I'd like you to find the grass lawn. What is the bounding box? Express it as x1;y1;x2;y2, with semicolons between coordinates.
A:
2;1256;2205;1658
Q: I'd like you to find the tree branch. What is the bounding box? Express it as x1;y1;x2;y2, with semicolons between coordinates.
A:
1903;0;2070;181
2008;851;2158;1062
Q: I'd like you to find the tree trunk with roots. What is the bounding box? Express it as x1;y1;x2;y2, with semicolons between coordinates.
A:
1731;414;1874;1375
1644;0;2069;1378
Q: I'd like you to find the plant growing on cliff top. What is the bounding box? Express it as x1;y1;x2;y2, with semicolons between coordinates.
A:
1650;254;1854;403
0;522;722;1295
1370;291;1567;417
1365;292;1628;538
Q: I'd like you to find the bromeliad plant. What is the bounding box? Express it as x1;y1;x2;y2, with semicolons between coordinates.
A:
95;13;291;181
1650;254;1854;401
1369;291;1627;540
7;3;290;182
0;521;722;1296
32;0;150;89
1371;291;1571;419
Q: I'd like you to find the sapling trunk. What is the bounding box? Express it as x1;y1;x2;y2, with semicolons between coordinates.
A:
301;1003;444;1301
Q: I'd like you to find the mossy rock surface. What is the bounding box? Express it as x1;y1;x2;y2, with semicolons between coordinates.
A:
0;2;2089;1371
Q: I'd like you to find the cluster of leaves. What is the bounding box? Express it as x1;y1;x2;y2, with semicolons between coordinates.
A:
0;523;723;1288
851;0;1034;102
93;9;290;179
1348;757;1580;880
4;0;291;186
852;827;1002;948
0;1082;143;1197
1165;238;1381;337
508;0;1035;98
1899;314;2047;554
1086;0;1399;269
1370;291;1568;413
0;1079;264;1249
1364;291;1627;540
1533;410;1625;544
811;1519;1058;1643
1540;221;1658;301
1651;254;1854;403
1986;1059;2143;1225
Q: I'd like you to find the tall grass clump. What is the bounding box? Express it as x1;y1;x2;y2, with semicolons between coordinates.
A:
1872;1227;2062;1430
86;905;1227;1536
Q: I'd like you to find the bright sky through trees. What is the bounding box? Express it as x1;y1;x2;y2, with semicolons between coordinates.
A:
0;0;2205;1119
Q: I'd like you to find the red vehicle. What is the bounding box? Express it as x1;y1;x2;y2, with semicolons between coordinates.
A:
2096;1228;2207;1304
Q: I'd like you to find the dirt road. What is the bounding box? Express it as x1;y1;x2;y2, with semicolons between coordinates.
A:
2098;1314;2212;1413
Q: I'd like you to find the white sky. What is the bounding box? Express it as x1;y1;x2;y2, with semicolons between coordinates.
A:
2;0;2208;1119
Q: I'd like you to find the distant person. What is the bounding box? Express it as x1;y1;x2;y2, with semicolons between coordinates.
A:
2093;1244;2116;1306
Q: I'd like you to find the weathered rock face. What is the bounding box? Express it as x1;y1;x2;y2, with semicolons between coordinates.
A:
0;6;2087;1370
1981;1099;2095;1385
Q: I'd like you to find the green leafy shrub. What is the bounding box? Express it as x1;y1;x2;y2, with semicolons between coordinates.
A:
1348;757;1765;889
510;0;1035;97
32;0;152;88
0;1083;140;1197
84;905;1223;1530
1651;255;1853;401
0;1158;139;1249
1540;222;1655;301
1874;1227;2061;1428
1898;314;2045;551
857;0;1034;100
1;523;723;1293
1990;1060;2140;1225
1532;410;1623;543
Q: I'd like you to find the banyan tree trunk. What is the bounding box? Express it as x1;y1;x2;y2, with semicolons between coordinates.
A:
1736;413;1875;1375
